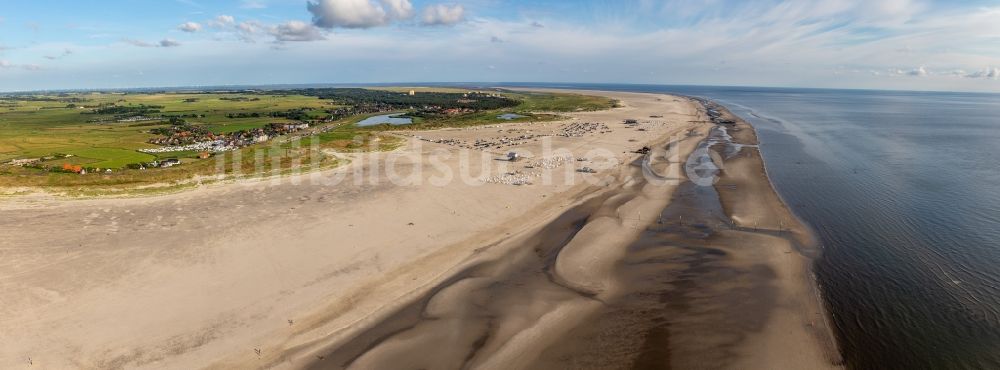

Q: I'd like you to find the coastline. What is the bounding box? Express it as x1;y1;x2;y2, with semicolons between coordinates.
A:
0;89;840;369
289;91;843;369
699;99;843;367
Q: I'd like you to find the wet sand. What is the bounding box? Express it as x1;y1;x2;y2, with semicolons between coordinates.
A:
298;97;843;369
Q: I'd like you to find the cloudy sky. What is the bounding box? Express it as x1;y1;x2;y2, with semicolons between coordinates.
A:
1;0;999;92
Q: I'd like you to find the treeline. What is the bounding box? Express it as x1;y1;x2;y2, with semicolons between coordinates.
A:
164;113;204;119
272;88;520;111
84;104;164;115
4;95;90;103
228;108;313;121
148;119;210;137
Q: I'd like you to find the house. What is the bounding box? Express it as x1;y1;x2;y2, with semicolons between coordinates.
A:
408;90;416;96
160;158;181;168
7;158;40;166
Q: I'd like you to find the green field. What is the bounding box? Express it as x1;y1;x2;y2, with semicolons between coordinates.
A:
0;88;615;194
510;91;618;112
0;92;330;163
367;87;616;113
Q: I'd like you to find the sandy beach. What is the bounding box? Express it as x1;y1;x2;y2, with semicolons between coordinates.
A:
0;89;840;369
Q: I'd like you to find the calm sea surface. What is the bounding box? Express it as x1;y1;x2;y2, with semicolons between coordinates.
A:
509;83;1000;369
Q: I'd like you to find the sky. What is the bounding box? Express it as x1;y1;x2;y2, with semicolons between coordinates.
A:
1;0;999;92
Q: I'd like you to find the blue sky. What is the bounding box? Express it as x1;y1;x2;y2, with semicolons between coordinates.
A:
1;0;999;92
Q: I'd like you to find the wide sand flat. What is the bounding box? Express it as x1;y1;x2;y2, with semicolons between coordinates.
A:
0;90;839;369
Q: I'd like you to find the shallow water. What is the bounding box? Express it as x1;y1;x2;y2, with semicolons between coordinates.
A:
356;113;412;127
672;86;1000;370
504;83;1000;369
497;113;526;120
700;89;1000;370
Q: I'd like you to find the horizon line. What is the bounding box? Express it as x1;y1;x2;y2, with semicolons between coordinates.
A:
2;81;999;96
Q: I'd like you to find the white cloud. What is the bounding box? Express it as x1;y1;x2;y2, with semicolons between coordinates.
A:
307;0;416;29
236;21;264;42
178;21;202;32
210;16;326;44
124;39;155;47
210;15;236;28
907;66;927;76
270;21;326;42
966;67;1000;80
125;38;181;48
382;0;414;19
421;4;464;26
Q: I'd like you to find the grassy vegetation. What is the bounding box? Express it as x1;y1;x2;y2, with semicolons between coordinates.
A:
0;87;612;195
366;86;473;94
371;111;563;131
0;92;329;164
508;91;617;112
351;89;614;130
63;147;156;168
363;87;617;112
0;135;356;196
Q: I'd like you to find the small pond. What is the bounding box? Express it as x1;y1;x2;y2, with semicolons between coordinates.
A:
356;114;413;127
497;113;526;120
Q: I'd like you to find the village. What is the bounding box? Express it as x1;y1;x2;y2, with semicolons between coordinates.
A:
142;122;311;153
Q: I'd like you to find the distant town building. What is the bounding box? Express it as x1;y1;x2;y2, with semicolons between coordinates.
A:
160;158;181;168
408;90;416;96
7;158;40;166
